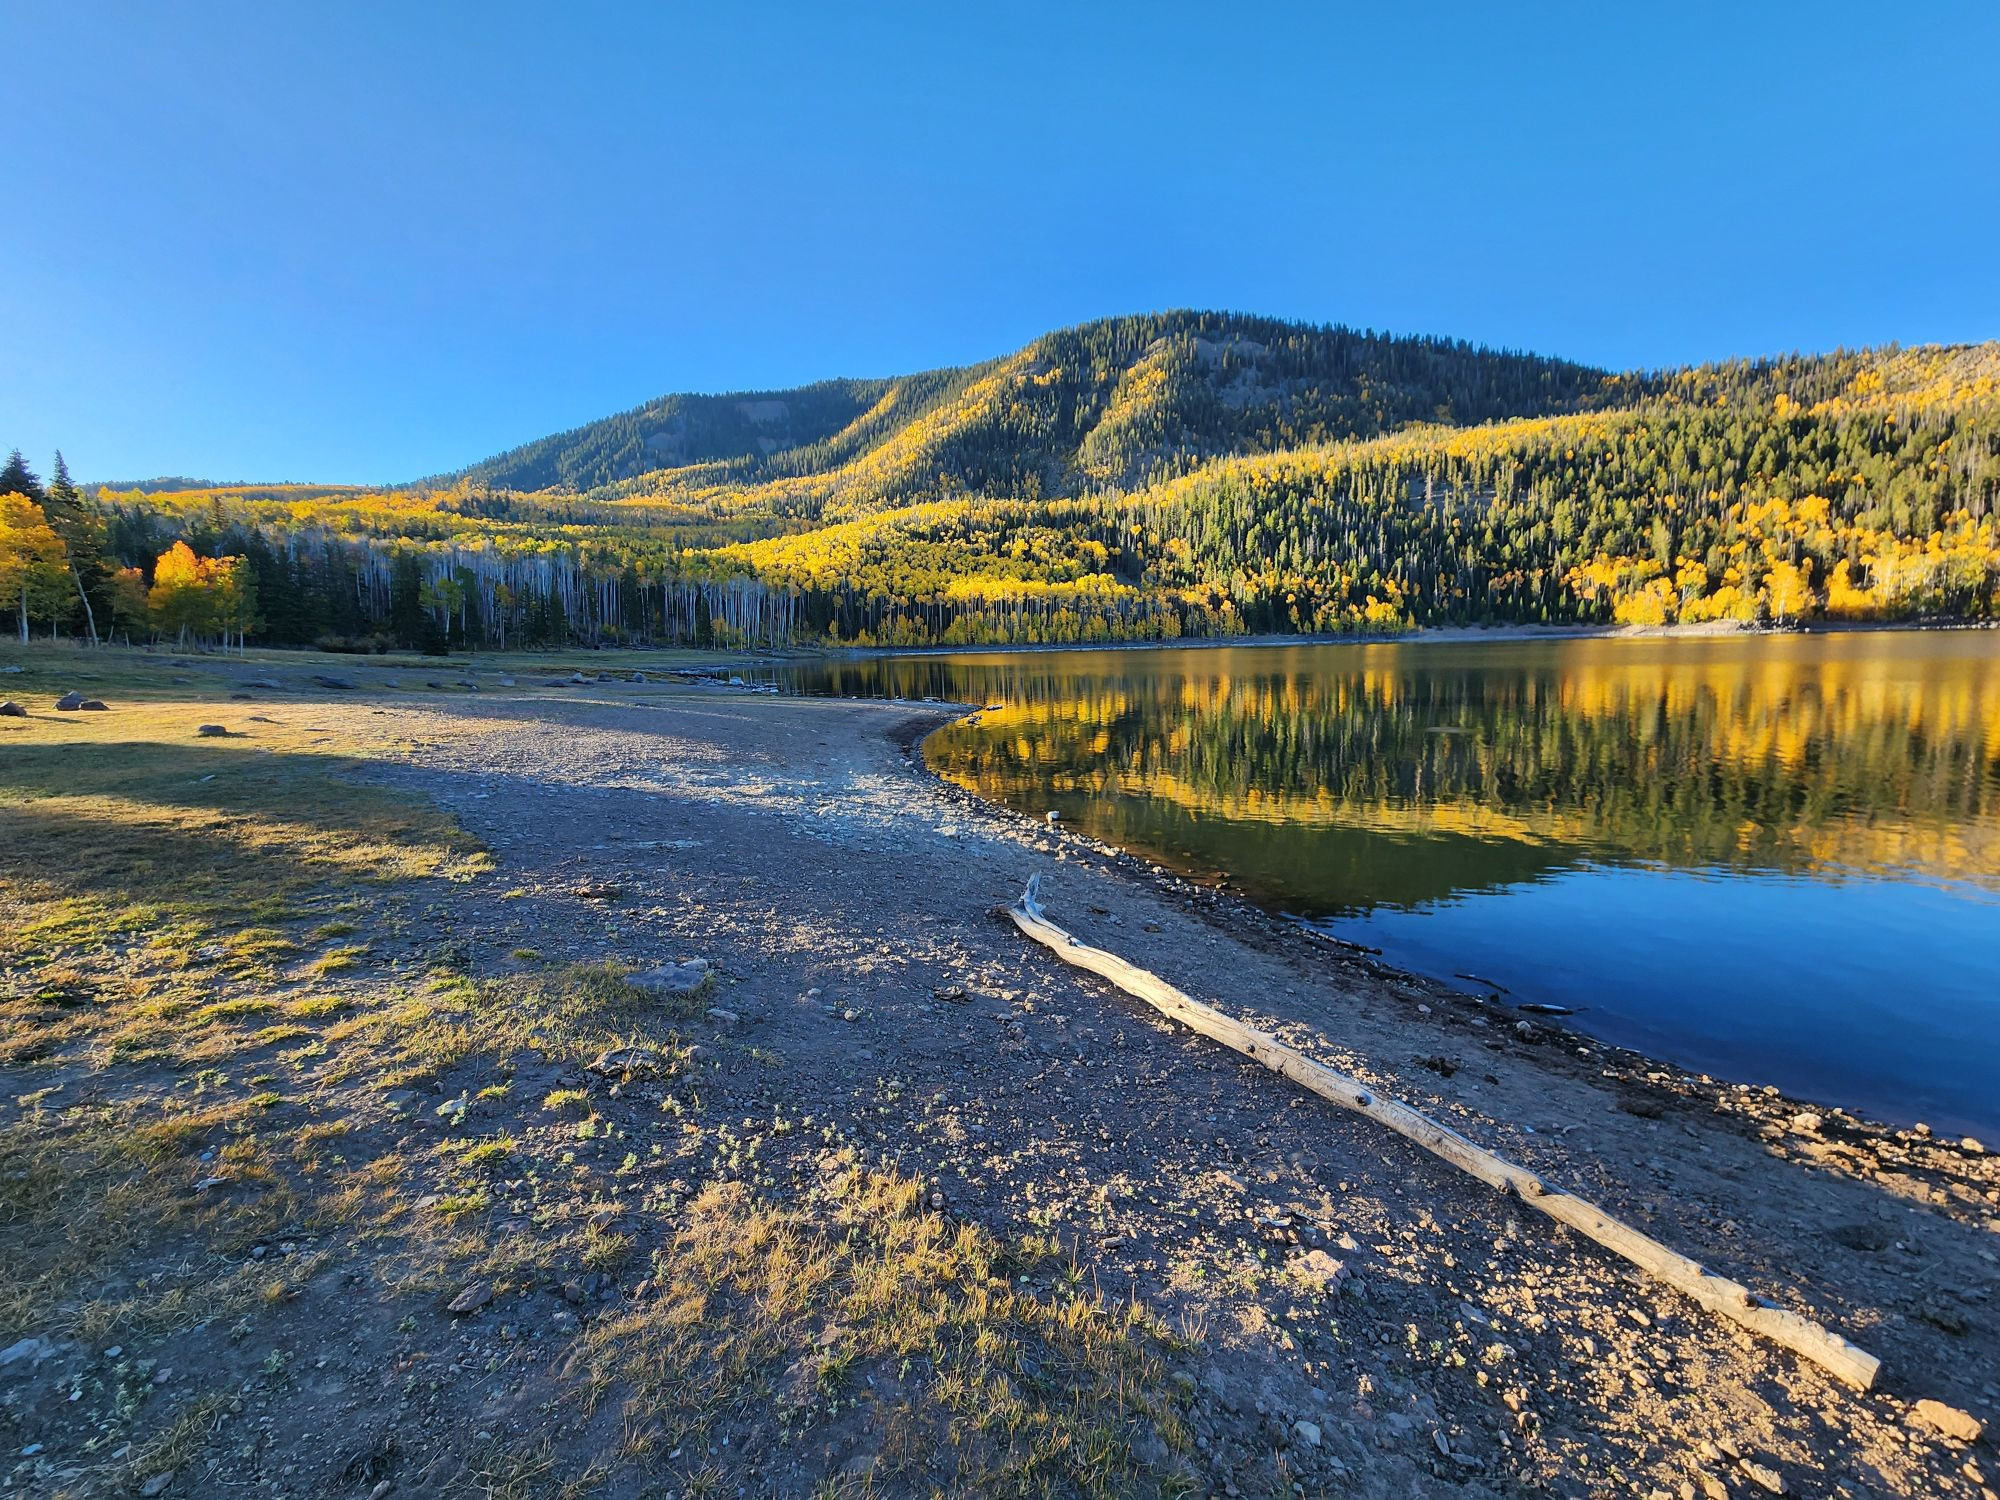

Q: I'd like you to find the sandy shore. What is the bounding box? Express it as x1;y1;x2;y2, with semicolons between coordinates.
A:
4;657;1995;1496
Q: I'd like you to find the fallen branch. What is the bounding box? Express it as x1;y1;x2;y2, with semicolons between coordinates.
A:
1005;876;1881;1390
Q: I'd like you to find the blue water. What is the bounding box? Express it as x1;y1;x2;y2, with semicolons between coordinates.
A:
775;631;2000;1135
1321;862;2000;1136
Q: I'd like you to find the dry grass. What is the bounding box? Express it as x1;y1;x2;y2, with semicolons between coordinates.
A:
0;645;1195;1496
576;1160;1195;1497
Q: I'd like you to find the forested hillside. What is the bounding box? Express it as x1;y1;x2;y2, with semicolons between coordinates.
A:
9;313;1998;651
447;312;1628;508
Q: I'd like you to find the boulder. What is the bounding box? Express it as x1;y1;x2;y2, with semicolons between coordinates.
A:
312;675;357;690
54;690;87;710
196;724;230;738
632;960;712;998
1911;1398;1983;1443
78;699;109;711
0;700;26;718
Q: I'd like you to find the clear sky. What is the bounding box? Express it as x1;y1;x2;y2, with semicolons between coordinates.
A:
5;1;1998;484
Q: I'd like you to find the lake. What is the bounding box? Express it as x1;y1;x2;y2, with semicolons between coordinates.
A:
771;631;2000;1137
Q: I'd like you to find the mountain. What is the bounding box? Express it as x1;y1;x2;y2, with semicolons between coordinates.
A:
71;314;2000;652
440;312;1628;512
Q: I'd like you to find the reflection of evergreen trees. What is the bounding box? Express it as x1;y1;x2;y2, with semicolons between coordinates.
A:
792;641;2000;894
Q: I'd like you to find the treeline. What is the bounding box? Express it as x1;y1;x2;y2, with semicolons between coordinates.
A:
1;451;262;648
14;324;2000;654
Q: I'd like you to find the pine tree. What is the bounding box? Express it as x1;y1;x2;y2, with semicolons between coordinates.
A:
0;450;45;503
43;452;107;643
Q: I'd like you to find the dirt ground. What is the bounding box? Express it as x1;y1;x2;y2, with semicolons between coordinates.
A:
3;657;1997;1498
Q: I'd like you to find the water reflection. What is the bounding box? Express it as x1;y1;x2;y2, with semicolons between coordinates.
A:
776;632;2000;1132
787;633;2000;911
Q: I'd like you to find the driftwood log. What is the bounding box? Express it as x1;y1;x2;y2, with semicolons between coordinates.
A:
1005;876;1882;1390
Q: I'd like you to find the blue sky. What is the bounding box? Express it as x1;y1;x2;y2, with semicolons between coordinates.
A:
5;1;1998;484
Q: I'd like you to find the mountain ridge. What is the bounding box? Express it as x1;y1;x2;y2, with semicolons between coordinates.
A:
53;314;2000;651
436;311;1630;506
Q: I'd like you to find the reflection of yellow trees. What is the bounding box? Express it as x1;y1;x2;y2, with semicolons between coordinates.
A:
908;640;2000;890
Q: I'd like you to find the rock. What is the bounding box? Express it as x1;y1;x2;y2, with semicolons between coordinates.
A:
1789;1112;1823;1135
1694;1472;1729;1500
1293;1418;1321;1447
1740;1458;1786;1493
1046;810;1062;823
841;1008;861;1022
705;1006;742;1025
1911;1398;1983;1443
1918;1295;1969;1335
632;960;711;997
0;700;25;717
196;724;229;737
1288;1248;1349;1290
447;1281;494;1315
0;663;19;671
561;1277;591;1306
1828;1221;1892;1252
1963;1137;1986;1154
78;699;108;711
54;690;87;710
312;675;356;690
0;1335;57;1370
139;1472;176;1497
587;1045;663;1077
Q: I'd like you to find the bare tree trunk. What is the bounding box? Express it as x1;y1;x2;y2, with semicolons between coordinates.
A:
69;563;101;646
1005;877;1883;1391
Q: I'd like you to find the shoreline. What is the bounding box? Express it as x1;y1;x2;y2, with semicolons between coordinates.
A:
6;649;1996;1495
804;614;1996;662
902;704;1987;1147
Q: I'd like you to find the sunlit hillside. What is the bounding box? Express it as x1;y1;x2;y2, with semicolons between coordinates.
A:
16;315;2000;651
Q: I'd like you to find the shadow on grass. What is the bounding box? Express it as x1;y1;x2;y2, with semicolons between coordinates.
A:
0;740;487;955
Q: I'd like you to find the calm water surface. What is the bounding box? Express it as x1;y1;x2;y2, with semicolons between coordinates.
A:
773;632;2000;1135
